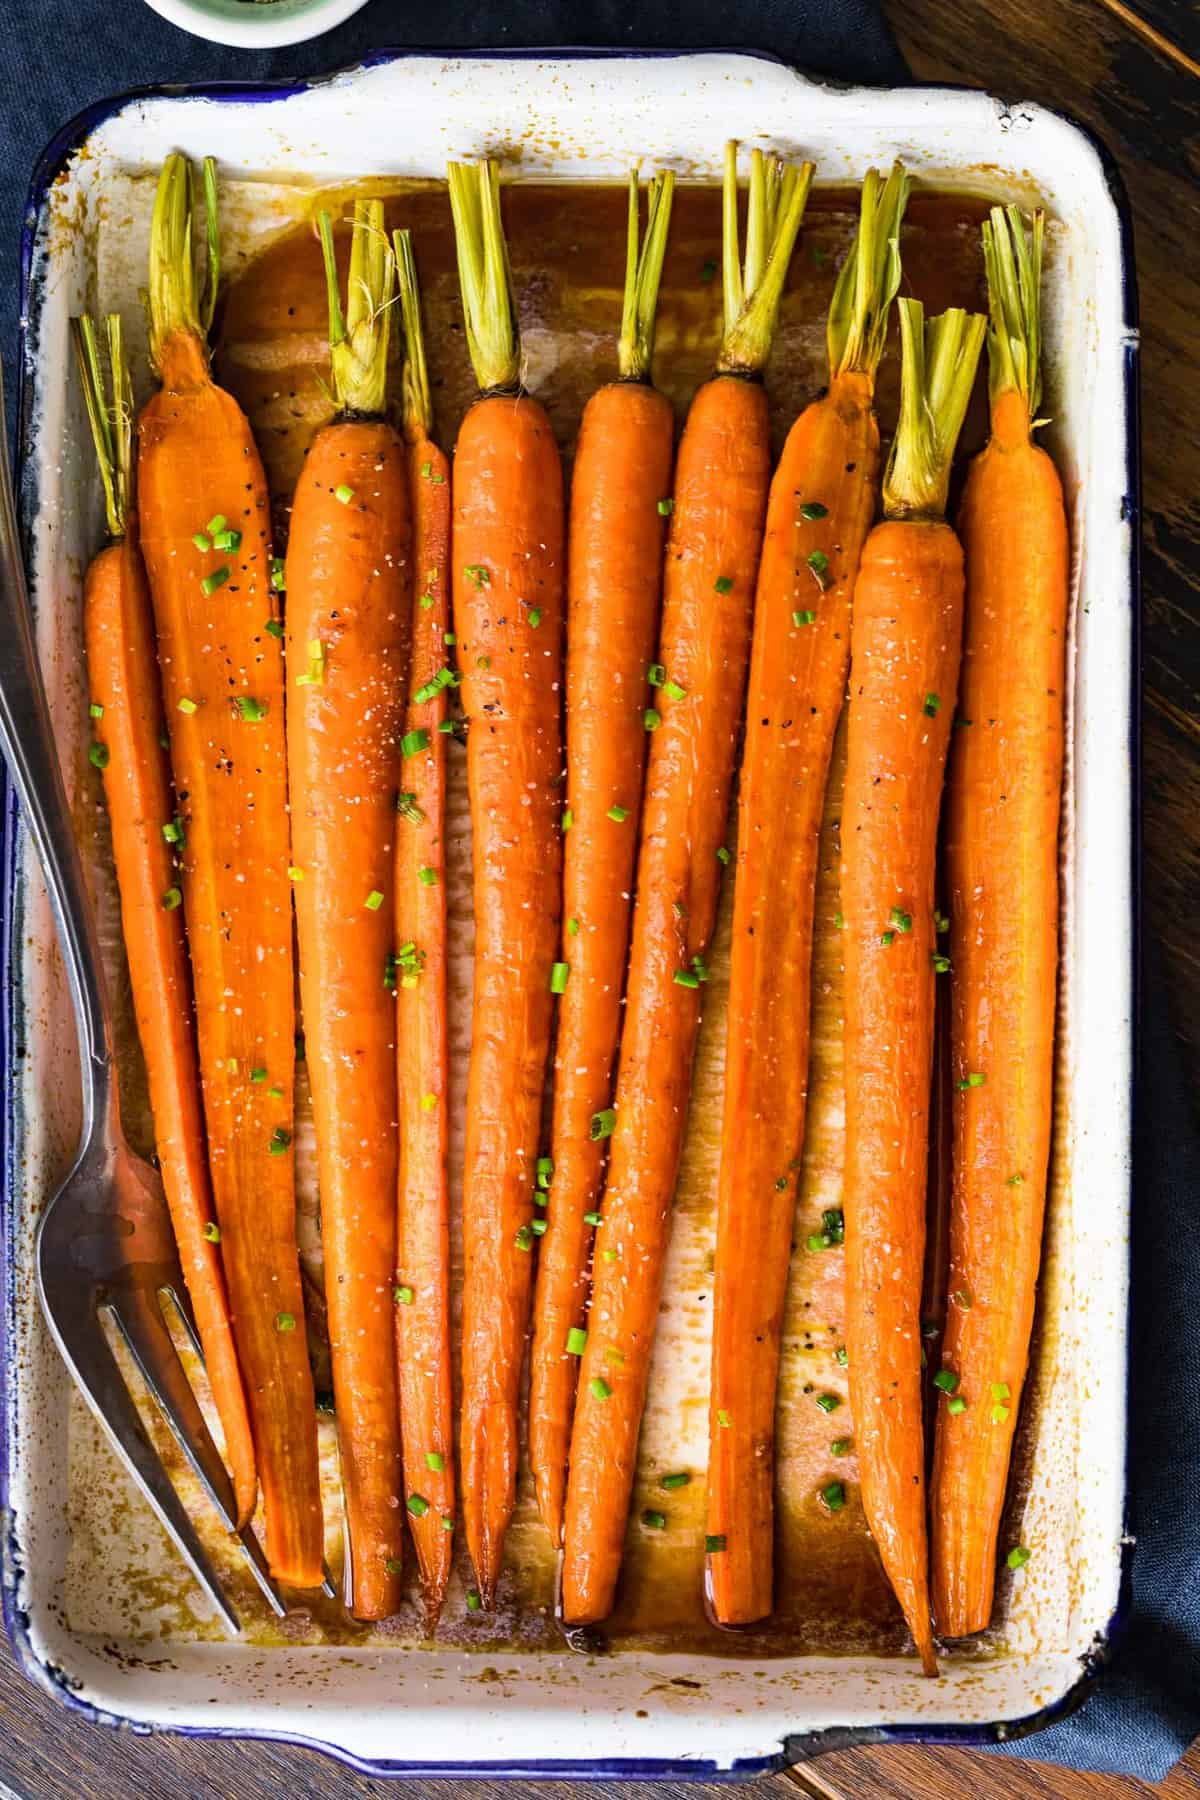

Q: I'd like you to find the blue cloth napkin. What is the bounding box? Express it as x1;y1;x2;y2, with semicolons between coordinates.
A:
2;0;1192;1781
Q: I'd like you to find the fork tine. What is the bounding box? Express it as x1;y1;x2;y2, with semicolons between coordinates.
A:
39;1298;240;1635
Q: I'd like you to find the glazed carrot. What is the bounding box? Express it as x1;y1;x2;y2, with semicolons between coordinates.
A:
562;144;813;1627
931;210;1068;1637
285;202;409;1619
707;166;910;1628
449;161;565;1607
75;314;258;1531
137;155;322;1587
841;299;986;1677
528;170;676;1547
392;228;455;1628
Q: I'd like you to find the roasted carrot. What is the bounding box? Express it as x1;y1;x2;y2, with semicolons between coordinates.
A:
931;209;1068;1637
707;166;910;1628
392;227;455;1628
561;143;813;1628
528;169;677;1547
449;161;566;1607
285;202;409;1619
841;298;986;1676
75;313;258;1530
137;155;322;1587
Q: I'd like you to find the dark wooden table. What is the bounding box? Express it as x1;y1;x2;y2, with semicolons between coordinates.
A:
1;0;1195;1794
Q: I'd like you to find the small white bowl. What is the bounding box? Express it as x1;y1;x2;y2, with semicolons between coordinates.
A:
141;0;369;48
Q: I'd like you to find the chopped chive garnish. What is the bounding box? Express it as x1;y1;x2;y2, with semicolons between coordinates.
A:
296;640;327;688
193;531;212;552
793;609;817;626
334;484;355;505
644;708;662;731
88;742;110;770
250;1067;267;1083
269;1126;291;1156
815;1392;842;1414
406;1493;429;1517
717;1408;731;1429
236;696;267;721
604;1347;624;1367
566;1327;588;1356
607;804;629;823
835;1346;848;1366
561;808;574;832
201;566;230;597
178;697;198;715
716;846;731;865
420;460;432;478
583;1211;602;1227
834;911;846;930
1007;1544;1031;1570
419;594;434;610
396;791;424;822
265;618;284;639
799;501;828;521
933;1369;960;1394
947;1395;967;1415
401;728;431;757
89;702;104;719
590;1108;616;1140
663;680;686;701
363;890;384;912
204;1221;221;1243
1006;1172;1025;1186
642;1509;667;1531
528;607;543;629
958;1072;986;1090
275;1311;296;1332
414;667;460;704
444;631;456;646
550;961;570;994
890;907;913;933
288;866;304;882
807;550;832;589
692;954;709;982
807;1232;831;1252
385;1557;403;1575
537;1156;553;1188
442;1515;453;1531
421;1092;438;1111
714;575;733;594
425;1451;445;1473
831;1438;851;1456
934;909;950;933
466;1588;482;1611
822;1208;845;1243
992;1404;1012;1424
271;558;286;592
661;1471;691;1490
657;497;674;516
880;930;895;946
647;663;665;687
924;693;941;716
161;886;182;911
602;1248;618;1263
991;1382;1011;1401
514;1224;533;1252
567;916;580;936
590;1377;612;1401
267;1084;284;1100
212;528;242;552
673;970;700;988
463;564;490;589
395;1284;414;1305
206;514;227;536
706;1534;727;1554
418;866;438;887
932;953;951;973
820;1481;846;1512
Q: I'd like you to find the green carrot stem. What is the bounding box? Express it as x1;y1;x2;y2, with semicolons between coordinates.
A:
717;141;814;377
394;228;433;441
72;313;133;542
883;299;987;521
617;169;676;383
982;204;1045;420
827;162;911;382
317;198;395;418
146;154;219;370
447;159;519;395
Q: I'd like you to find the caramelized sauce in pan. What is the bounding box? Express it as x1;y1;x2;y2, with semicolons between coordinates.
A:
201;184;1017;1661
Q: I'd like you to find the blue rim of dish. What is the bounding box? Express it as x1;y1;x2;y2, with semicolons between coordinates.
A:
0;46;1141;1783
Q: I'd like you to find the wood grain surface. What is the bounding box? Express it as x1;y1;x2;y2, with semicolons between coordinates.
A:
0;0;1193;1795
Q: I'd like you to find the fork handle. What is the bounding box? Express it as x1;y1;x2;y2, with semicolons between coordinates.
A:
0;363;111;1100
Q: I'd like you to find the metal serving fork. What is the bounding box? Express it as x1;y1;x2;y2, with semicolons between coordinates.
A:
0;362;294;1634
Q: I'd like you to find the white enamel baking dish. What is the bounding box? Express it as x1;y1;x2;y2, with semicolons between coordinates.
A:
2;50;1136;1780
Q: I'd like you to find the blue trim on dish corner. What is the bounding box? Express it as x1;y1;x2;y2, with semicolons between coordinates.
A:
2;47;1142;1783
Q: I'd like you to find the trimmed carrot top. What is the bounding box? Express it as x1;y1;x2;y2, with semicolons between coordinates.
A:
617;168;676;382
317;199;396;418
884;299;987;521
447;159;519;394
146;153;219;369
72;313;132;541
827;162;911;382
394;227;433;440
718;140;814;376
981;204;1046;416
